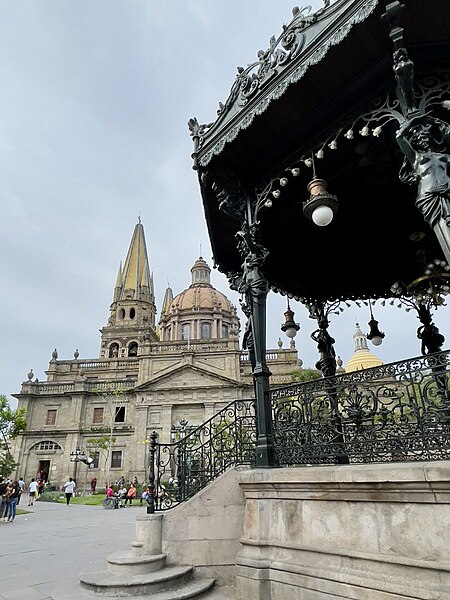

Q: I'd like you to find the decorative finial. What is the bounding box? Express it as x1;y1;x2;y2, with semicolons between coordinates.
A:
27;369;34;381
138;213;141;224
74;349;79;360
277;337;283;348
199;241;202;258
51;348;58;361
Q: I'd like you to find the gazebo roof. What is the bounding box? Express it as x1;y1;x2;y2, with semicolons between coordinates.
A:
192;0;450;302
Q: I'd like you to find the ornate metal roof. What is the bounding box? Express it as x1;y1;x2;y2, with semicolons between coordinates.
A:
190;0;379;168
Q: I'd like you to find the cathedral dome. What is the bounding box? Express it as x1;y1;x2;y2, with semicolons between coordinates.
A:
158;257;239;342
345;323;383;373
171;286;233;313
169;257;234;313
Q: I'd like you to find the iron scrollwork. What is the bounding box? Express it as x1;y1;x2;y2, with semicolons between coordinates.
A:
150;399;257;511
271;350;450;466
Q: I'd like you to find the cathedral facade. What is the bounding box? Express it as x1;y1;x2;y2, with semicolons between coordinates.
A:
12;223;299;487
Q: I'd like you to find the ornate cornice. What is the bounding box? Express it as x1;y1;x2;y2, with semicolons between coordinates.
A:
189;0;379;168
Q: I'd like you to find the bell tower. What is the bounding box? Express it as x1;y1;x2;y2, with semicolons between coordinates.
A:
100;221;158;358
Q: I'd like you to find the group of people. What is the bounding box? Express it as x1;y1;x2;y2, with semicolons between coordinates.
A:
0;476;44;522
106;481;138;507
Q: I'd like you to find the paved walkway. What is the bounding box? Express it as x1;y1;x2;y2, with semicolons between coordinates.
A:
0;499;141;600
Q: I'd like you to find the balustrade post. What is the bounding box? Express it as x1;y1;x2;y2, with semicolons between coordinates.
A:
146;431;157;514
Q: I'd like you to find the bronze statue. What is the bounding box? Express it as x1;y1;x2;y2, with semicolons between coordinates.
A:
397;116;450;230
311;317;337;378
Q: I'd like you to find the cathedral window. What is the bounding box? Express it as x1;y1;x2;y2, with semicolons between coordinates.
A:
181;323;191;341
46;409;57;425
111;450;122;469
130;308;136;319
32;441;62;451
201;322;211;339
114;406;126;423
222;324;229;338
128;342;138;357
119;308;125;320
93;408;104;424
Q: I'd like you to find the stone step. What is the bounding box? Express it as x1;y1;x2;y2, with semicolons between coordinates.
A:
53;575;216;600
80;563;194;595
107;551;167;574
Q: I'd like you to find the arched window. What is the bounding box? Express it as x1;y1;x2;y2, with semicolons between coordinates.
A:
181;323;191;341
31;441;62;451
201;322;211;339
222;324;229;338
118;308;125;320
130;308;136;320
128;342;138;357
109;343;119;358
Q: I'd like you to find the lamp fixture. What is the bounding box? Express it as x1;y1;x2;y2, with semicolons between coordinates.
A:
281;301;300;339
302;155;338;226
366;299;385;346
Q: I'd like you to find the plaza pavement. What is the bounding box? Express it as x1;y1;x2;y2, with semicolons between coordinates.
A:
0;499;139;600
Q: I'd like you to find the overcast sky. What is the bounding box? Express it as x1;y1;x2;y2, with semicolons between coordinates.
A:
1;1;449;408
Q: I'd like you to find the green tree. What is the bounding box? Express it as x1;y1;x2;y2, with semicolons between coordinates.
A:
0;395;27;477
86;433;117;487
86;384;126;486
289;368;322;383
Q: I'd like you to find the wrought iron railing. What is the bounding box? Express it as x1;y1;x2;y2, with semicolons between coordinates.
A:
147;350;449;511
149;398;256;511
271;350;450;465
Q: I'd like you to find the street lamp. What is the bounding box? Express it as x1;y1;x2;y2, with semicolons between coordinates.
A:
280;302;300;339
366;299;385;346
303;177;338;227
70;447;94;490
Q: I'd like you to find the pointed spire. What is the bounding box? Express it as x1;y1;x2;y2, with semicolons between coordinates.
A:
117;222;154;302
113;262;123;302
161;285;174;316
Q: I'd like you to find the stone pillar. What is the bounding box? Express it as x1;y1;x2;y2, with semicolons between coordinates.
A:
132;514;163;557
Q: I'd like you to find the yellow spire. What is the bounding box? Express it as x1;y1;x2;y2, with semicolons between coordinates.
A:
117;222;154;302
161;285;174;316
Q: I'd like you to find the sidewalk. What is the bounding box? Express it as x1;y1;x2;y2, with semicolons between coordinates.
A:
0;499;139;600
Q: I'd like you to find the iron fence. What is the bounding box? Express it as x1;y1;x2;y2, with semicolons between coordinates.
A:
150;398;256;511
271;350;450;465
149;350;450;510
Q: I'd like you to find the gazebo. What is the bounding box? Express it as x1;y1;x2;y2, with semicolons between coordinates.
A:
187;0;450;467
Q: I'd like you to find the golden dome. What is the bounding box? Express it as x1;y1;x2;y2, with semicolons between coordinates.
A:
345;323;383;373
345;351;383;373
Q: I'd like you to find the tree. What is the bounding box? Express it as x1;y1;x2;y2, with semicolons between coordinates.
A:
289;368;322;383
0;395;26;477
86;384;126;487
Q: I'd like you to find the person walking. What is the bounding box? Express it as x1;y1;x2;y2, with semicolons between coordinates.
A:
17;477;25;505
28;478;38;506
90;477;97;494
5;481;21;522
63;477;76;506
0;477;8;519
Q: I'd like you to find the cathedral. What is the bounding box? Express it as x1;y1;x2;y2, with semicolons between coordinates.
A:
11;222;300;487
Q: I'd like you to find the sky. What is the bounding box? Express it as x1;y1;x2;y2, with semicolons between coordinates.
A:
1;1;449;408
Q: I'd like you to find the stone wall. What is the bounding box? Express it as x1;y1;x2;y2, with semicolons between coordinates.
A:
161;466;247;585
236;462;450;600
